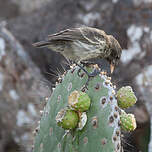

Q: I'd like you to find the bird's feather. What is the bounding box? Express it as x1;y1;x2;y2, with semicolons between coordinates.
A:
33;26;122;72
48;27;107;45
33;41;51;47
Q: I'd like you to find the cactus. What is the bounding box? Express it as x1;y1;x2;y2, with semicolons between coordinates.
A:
120;110;136;132
117;86;137;109
33;65;137;152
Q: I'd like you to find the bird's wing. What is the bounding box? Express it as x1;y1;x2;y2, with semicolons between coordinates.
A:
48;27;106;45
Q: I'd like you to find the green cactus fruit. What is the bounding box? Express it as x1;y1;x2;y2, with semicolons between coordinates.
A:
120;111;136;132
68;90;91;112
33;65;123;152
56;108;79;129
117;86;137;109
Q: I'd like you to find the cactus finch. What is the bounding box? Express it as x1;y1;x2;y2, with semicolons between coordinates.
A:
33;26;122;73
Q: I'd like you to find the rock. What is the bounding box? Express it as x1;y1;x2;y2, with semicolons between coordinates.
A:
0;24;51;152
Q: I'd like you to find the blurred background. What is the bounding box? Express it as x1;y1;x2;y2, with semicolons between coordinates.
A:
0;0;152;151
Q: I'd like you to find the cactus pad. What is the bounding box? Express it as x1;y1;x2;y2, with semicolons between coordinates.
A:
33;65;125;152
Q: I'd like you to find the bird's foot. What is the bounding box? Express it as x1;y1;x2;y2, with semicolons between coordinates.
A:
74;62;100;90
83;66;100;90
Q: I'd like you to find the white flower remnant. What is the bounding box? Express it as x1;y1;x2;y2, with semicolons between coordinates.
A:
9;90;19;100
0;37;6;61
28;103;37;117
121;25;144;64
16;110;33;127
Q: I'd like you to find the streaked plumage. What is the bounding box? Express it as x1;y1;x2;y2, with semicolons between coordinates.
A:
33;27;122;73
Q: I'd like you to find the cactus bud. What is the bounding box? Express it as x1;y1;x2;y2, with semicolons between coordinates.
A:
120;111;136;132
117;86;137;109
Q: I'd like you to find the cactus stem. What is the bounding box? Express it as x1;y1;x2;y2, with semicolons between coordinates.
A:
33;65;137;152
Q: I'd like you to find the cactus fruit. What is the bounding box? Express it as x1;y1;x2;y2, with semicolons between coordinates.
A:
56;108;79;129
33;65;137;152
120;111;136;132
68;90;91;112
116;86;137;109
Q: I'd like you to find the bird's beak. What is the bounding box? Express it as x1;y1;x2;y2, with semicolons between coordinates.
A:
110;63;115;73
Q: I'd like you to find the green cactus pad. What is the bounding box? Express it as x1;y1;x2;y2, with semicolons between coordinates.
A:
117;86;137;109
68;90;91;112
56;108;79;129
120;111;137;132
33;65;122;152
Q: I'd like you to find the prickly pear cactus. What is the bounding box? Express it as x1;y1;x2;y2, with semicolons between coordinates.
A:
33;65;136;152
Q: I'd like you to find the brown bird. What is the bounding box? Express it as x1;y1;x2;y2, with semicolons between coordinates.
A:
33;26;122;73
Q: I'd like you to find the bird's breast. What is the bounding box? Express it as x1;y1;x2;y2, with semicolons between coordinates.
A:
71;41;108;61
60;40;109;62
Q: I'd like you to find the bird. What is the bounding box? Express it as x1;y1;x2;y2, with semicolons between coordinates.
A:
33;26;122;73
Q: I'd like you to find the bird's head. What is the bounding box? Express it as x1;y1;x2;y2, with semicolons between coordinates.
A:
107;35;122;73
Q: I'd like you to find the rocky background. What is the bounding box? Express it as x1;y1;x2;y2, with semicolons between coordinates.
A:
0;0;152;151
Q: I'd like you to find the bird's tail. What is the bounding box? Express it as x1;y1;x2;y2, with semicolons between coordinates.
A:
32;41;51;48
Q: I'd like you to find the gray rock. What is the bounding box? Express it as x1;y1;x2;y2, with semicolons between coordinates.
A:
0;24;51;152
